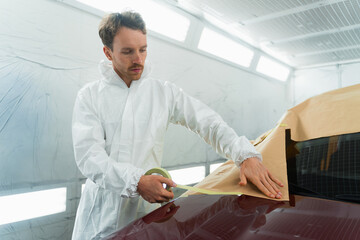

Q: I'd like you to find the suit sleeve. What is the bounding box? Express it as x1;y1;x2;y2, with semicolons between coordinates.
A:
72;89;144;197
165;82;262;166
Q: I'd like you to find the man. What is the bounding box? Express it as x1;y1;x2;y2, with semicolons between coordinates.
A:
71;11;283;240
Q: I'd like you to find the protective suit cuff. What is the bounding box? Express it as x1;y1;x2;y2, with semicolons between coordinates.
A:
235;153;262;168
128;169;145;198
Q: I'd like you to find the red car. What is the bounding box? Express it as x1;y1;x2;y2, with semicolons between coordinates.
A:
104;131;360;240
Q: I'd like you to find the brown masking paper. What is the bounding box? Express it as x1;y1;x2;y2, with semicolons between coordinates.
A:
190;84;360;201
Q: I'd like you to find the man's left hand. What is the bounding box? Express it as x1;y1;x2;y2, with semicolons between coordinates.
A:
239;157;283;199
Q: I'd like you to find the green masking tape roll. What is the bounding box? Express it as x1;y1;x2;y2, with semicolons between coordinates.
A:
145;167;243;196
145;167;172;191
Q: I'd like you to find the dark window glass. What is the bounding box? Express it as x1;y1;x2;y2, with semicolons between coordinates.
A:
287;132;360;203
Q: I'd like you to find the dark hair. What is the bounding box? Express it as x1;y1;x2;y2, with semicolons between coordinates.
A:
98;11;146;50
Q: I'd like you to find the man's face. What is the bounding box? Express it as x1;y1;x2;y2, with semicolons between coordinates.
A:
103;27;147;86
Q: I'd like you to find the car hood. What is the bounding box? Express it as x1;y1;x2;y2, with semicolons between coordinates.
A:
103;194;360;240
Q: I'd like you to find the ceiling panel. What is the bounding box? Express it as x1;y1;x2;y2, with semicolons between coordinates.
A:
164;0;360;68
272;29;360;54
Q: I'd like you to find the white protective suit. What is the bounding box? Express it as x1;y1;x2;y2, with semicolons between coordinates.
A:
71;60;262;240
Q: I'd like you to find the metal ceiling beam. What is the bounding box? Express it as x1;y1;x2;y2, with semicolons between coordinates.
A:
293;44;360;57
264;23;360;45
239;0;344;25
297;58;360;70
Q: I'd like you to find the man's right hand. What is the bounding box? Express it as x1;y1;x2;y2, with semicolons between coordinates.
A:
137;175;176;203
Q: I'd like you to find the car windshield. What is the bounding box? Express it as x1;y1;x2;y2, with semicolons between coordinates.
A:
287;132;360;204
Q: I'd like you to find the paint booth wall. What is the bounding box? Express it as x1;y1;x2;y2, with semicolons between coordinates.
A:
149;38;291;167
293;63;360;105
0;0;290;239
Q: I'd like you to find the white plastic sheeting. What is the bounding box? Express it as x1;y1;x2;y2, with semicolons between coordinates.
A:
0;0;103;239
0;0;290;239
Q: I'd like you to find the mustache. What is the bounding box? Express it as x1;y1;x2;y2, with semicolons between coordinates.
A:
129;64;144;69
